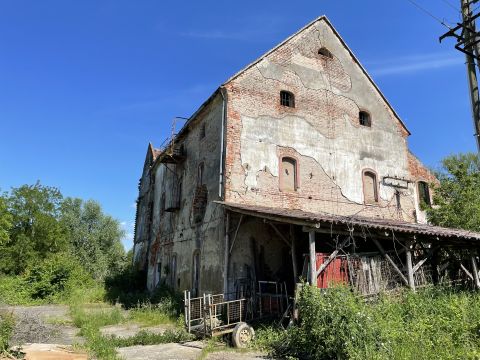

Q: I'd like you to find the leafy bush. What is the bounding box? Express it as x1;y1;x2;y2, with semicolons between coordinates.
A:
0;311;15;353
256;285;480;360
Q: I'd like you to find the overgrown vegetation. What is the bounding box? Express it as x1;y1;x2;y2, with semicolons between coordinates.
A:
0;182;127;305
254;285;480;360
0;312;14;354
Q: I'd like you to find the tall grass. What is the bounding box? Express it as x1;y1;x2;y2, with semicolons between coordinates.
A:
0;311;14;353
255;285;480;360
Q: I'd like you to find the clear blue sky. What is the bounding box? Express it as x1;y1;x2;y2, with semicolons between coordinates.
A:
0;1;475;250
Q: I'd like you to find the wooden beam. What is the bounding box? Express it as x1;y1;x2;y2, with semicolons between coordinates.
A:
309;231;316;286
290;225;298;283
406;244;416;291
371;238;409;286
472;256;480;288
316;237;350;278
302;226;408;246
460;263;474;281
267;222;291;247
412;246;439;274
229;214;244;254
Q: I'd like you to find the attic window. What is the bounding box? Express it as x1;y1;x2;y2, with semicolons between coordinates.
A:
280;91;295;108
318;47;333;59
200;123;206;139
359;111;371;127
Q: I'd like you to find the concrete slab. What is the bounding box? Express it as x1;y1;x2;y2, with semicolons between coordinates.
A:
100;323;175;339
117;341;204;360
13;344;87;360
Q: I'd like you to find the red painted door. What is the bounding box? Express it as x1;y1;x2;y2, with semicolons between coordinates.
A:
315;253;349;288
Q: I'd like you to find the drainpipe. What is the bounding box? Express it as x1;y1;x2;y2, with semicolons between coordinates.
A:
219;88;226;199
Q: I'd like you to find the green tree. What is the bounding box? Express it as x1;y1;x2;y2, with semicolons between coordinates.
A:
0;194;12;245
0;182;67;274
426;153;480;231
61;197;126;280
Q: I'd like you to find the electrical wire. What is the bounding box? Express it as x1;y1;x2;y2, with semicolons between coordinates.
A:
404;0;452;28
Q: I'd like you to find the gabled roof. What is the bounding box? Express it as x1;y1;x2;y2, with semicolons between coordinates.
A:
223;15;410;135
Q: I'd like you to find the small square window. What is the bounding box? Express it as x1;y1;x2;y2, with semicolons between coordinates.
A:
280;91;295;108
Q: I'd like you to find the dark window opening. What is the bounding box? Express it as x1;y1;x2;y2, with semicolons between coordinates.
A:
418;181;431;206
280;157;297;191
197;162;204;186
177;178;183;208
192;251;200;297
200;123;206;139
359;111;371;127
363;171;378;204
280;91;295;108
160;192;166;214
318;47;333;59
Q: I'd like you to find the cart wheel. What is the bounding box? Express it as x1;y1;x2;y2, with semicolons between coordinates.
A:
232;322;255;348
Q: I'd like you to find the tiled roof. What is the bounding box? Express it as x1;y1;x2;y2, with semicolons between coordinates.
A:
217;202;480;241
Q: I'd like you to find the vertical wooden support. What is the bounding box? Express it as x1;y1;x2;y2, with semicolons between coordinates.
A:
290;225;298;283
223;212;230;294
309;230;316;286
406;242;416;292
471;256;480;289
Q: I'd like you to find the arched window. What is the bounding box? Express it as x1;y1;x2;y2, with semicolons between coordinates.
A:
318;47;333;59
359;111;371;127
280;90;295;108
280;157;298;191
363;170;378;204
417;181;431;206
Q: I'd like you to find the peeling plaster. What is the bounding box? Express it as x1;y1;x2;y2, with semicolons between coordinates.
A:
240;114;408;204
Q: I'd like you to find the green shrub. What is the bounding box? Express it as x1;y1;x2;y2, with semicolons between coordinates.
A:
259;285;480;360
0;311;15;352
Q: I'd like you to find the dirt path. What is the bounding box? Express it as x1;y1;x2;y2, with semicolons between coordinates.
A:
0;305;83;346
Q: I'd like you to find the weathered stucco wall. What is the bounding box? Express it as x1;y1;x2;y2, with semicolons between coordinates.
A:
224;18;423;223
145;94;226;294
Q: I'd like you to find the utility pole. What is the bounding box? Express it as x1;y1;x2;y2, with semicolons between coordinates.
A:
440;0;480;152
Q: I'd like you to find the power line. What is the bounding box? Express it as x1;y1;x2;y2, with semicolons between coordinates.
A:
440;0;461;13
404;0;452;28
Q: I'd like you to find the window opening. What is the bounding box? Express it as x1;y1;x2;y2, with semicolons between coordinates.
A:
280;91;295;108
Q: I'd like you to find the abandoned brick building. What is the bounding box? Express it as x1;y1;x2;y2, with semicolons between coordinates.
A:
133;16;480;298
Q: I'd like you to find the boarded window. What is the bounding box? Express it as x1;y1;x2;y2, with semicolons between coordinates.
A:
363;171;378;204
280;91;295;108
359;111;371;127
418;181;431;206
280;157;297;191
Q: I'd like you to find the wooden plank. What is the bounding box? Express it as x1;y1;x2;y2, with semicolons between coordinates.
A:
372;238;409;286
412;246;439;274
229;214;244;254
309;231;316;286
406;245;416;291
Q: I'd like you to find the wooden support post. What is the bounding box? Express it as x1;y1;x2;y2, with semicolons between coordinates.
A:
290;225;298;283
472;256;480;289
309;230;316;286
371;238;409;286
406;243;416;292
223;212;230;294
